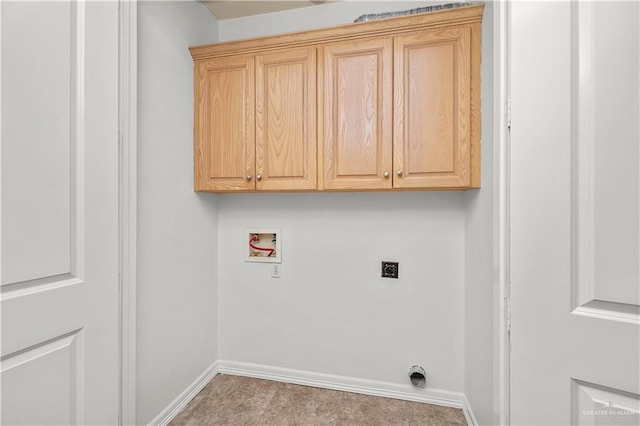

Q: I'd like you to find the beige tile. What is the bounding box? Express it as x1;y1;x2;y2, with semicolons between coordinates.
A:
170;375;282;426
170;374;467;426
332;391;414;426
412;402;467;425
258;383;339;425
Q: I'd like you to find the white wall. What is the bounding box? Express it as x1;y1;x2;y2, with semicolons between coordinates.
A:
463;2;496;424
218;2;466;393
218;193;465;390
219;1;443;42
137;2;219;424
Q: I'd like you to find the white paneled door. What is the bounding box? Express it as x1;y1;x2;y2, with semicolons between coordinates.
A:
510;1;640;425
1;1;120;424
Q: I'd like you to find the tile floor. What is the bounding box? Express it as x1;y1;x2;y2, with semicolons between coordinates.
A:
170;374;467;425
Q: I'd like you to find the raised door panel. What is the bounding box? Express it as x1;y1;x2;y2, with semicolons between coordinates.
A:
1;1;71;284
510;2;639;424
393;27;471;189
195;56;255;191
2;2;119;423
256;48;316;191
321;38;392;190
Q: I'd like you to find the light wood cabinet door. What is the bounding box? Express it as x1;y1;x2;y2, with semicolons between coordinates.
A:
195;56;255;191
320;38;393;190
393;27;472;189
256;48;317;191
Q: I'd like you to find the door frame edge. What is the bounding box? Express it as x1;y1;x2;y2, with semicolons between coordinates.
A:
118;1;137;425
493;1;511;425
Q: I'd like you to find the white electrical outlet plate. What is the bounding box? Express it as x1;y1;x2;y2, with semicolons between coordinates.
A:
271;264;281;278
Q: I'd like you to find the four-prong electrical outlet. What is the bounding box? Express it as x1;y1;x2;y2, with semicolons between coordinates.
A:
381;261;399;279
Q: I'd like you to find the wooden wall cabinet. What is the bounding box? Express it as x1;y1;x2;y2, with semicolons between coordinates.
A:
256;48;317;191
319;38;393;190
194;48;316;191
191;4;483;192
393;26;477;189
194;55;254;191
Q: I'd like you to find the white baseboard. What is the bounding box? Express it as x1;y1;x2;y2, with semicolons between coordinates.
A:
216;360;465;409
148;361;219;426
463;393;479;426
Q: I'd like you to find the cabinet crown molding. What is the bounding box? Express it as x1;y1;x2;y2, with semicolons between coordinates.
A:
189;4;484;60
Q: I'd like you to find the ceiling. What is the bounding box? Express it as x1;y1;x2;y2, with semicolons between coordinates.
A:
203;1;331;20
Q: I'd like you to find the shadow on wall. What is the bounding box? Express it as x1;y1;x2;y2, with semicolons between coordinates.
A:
214;190;467;215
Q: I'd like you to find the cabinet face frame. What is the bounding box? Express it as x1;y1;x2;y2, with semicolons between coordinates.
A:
255;47;317;191
319;38;393;190
194;56;255;191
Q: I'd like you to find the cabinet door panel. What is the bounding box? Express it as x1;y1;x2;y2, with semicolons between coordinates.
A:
195;56;255;191
321;38;392;190
256;48;316;190
394;28;471;189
